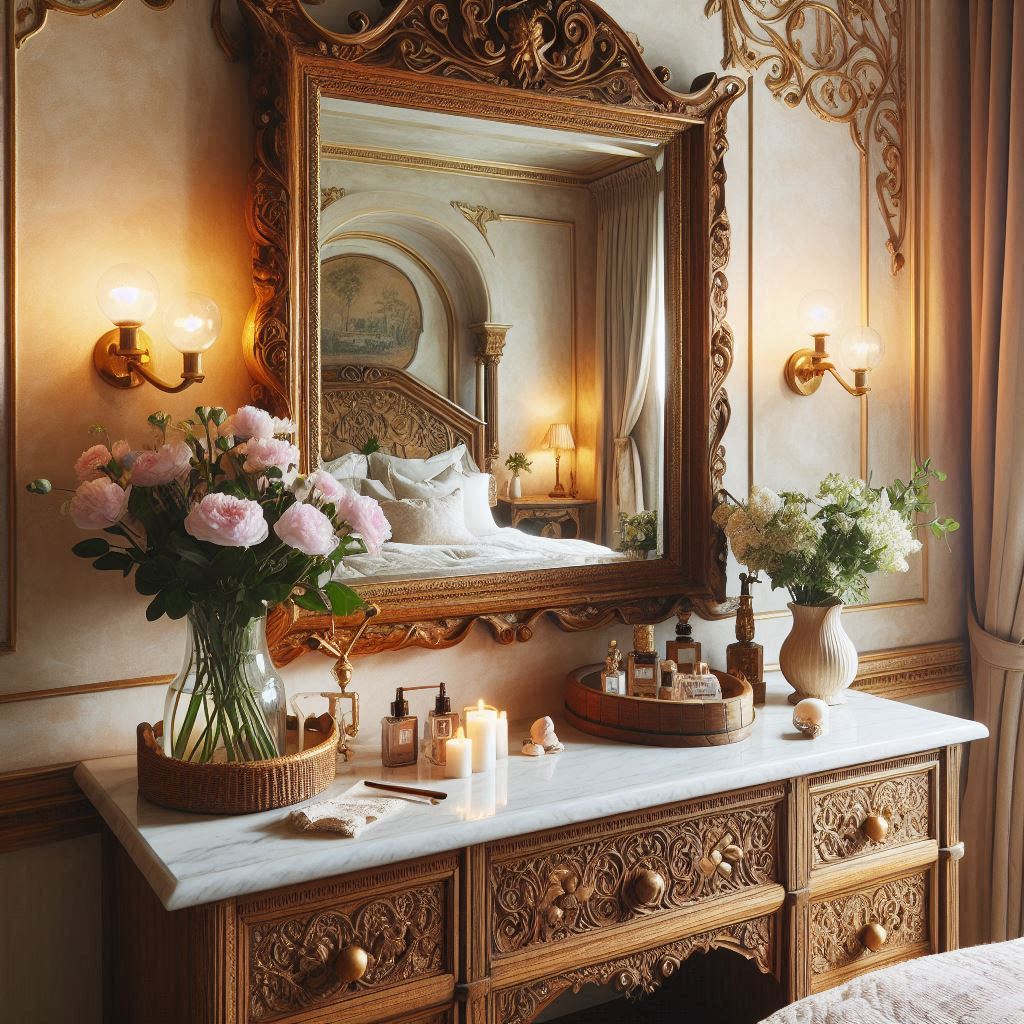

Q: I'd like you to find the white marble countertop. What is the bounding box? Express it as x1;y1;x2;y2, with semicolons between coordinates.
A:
76;677;987;911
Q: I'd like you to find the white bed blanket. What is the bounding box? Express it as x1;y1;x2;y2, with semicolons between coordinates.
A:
762;940;1024;1024
335;527;624;583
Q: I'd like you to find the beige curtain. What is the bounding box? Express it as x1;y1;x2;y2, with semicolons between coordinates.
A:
594;160;660;533
961;0;1024;947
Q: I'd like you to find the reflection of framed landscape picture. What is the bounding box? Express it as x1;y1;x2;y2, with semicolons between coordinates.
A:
320;254;422;368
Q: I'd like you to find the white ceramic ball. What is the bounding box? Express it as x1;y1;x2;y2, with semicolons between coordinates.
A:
793;697;830;739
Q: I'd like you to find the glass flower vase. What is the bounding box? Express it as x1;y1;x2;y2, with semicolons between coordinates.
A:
162;609;286;763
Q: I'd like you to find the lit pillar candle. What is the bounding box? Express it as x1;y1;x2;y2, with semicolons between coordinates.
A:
443;726;473;779
465;700;497;773
495;710;509;759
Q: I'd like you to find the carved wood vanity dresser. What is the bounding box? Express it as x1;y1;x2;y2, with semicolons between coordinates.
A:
80;684;985;1024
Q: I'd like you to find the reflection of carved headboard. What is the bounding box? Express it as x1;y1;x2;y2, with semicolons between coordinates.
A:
320;365;486;466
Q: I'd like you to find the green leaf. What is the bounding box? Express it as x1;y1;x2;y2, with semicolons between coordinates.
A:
145;593;166;622
163;589;192;620
93;552;133;571
253;583;294;607
292;590;330;613
324;581;364;616
72;538;110;558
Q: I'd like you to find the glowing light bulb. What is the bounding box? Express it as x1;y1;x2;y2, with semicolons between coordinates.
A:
798;289;842;336
838;325;884;371
163;292;221;354
96;264;158;326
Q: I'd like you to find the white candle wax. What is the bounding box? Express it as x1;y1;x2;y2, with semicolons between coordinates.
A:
466;704;497;773
443;726;473;779
495;710;509;759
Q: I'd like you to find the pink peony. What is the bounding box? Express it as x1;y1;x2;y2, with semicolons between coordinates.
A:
307;469;351;504
221;405;275;440
273;502;338;557
240;437;299;474
111;440;131;463
69;478;130;530
74;444;112;482
184;493;268;547
131;442;192;487
333;488;392;555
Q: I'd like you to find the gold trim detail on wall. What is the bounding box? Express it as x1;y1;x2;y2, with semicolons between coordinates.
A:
851;641;969;700
451;201;501;254
319;185;346;210
14;0;175;47
707;0;907;275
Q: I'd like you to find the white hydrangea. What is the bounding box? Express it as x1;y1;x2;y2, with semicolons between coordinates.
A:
860;501;921;573
818;473;866;505
747;486;783;526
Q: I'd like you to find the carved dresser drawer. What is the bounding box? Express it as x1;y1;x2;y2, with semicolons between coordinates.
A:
809;864;936;992
809;754;938;871
487;785;784;963
236;853;459;1024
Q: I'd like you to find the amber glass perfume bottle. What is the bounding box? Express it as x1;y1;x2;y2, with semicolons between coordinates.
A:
381;687;418;767
427;682;460;765
667;612;701;672
627;625;658;698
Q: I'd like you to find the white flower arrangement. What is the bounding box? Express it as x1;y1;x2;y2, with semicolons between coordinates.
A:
714;461;958;606
617;509;658;554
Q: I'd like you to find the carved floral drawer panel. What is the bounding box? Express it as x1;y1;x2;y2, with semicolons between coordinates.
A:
809;866;935;992
809;754;938;869
236;854;458;1023
487;785;783;958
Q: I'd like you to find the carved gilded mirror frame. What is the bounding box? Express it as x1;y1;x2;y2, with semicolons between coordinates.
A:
238;0;743;662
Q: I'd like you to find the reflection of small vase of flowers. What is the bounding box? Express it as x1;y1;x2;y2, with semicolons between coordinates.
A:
618;510;658;559
504;451;532;499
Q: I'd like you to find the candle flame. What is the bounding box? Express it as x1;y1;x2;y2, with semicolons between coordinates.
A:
477;698;484;710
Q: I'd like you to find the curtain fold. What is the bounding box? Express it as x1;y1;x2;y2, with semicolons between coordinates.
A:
962;0;1024;947
594;159;660;535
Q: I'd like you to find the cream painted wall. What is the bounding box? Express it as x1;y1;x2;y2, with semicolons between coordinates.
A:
0;3;973;1021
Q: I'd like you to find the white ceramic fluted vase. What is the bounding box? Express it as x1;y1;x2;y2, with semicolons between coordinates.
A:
510;475;522;498
779;602;858;706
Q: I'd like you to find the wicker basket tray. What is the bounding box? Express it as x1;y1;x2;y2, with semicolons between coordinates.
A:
137;716;338;815
565;666;755;747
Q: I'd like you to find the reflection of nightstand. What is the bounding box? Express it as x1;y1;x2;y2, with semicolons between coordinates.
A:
495;495;597;542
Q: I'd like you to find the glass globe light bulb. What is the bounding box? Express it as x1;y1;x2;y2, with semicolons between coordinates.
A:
798;289;842;336
163;293;221;354
96;264;159;326
838;325;884;371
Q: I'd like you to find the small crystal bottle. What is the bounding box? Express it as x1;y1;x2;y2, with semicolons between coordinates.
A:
427;682;460;765
381;687;418;768
678;662;722;700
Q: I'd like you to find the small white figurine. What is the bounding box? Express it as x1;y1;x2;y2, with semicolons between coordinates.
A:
521;740;546;757
530;716;564;753
793;697;830;739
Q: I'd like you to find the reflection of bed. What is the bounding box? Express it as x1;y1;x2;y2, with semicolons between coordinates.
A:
336;527;622;583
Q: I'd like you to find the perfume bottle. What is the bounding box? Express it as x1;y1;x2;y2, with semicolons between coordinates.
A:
627;625;658;698
427;682;460;765
678;663;722;700
602;639;626;695
726;572;765;704
659;659;677;701
381;687;418;767
667;612;701;672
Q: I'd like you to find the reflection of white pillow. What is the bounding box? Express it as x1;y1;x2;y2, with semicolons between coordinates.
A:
323;451;369;480
379;490;476;545
368;444;468;483
387;466;497;535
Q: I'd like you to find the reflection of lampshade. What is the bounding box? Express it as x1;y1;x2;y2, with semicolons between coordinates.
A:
543;422;576;452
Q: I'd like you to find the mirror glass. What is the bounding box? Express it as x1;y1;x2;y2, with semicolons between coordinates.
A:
316;96;668;584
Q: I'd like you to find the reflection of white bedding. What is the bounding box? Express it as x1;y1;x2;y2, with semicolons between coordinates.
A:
335;527;623;583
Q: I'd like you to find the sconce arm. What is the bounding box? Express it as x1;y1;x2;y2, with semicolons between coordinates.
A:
823;363;871;397
128;353;206;394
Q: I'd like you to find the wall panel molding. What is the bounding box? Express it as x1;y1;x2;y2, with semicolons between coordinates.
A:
0;762;99;853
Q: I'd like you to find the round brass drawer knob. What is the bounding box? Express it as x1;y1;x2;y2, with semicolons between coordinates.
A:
861;814;890;843
859;922;888;952
631;869;667;907
336;944;369;984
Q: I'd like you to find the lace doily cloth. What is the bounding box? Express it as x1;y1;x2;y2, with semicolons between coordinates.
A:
288;784;408;838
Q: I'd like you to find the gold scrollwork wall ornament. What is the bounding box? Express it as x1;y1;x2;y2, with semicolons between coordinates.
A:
14;0;175;47
707;0;907;273
240;0;743;659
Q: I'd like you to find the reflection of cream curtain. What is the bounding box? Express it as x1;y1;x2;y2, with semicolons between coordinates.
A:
961;0;1024;947
595;160;660;530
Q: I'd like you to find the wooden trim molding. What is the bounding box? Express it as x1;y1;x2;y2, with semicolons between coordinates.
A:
0;762;99;853
851;641;969;700
13;0;175;48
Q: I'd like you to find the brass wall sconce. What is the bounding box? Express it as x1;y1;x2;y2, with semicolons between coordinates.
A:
784;290;884;398
92;264;221;393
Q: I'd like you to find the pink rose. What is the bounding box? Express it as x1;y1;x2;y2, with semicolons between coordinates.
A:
307;469;350;504
240;437;299;474
131;442;192;487
184;493;268;547
111;440;131;463
69;478;130;530
273;502;338;557
74;444;112;481
221;405;275;440
333;488;392;555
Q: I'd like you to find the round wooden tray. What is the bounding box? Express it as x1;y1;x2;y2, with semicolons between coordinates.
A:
565;666;755;747
137;716;338;815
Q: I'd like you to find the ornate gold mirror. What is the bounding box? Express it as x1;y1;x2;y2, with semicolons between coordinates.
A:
239;0;742;662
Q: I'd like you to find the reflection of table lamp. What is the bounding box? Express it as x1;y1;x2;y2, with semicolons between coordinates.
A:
543;422;575;498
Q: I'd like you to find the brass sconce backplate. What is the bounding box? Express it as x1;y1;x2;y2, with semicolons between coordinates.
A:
93;328;153;389
784;348;825;397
